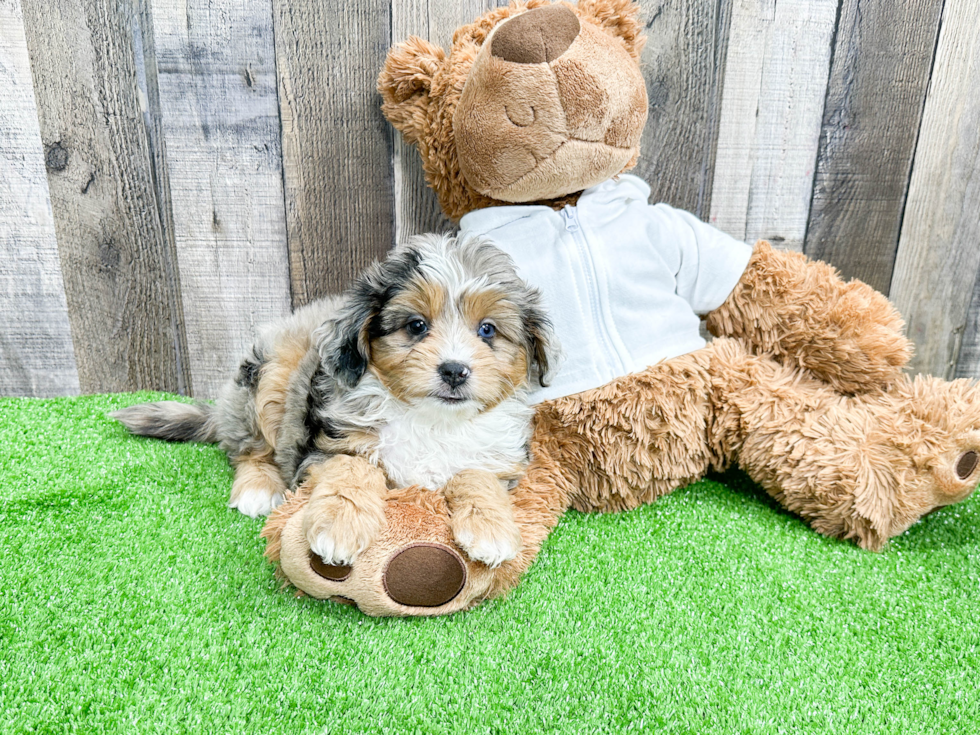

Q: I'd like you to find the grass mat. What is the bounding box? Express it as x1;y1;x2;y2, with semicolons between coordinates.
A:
1;393;979;734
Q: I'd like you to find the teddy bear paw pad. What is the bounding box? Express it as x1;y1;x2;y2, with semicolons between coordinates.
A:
956;450;979;480
382;543;466;608
308;551;352;582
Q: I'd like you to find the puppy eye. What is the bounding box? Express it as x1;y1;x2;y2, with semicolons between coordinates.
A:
406;319;428;337
477;322;496;339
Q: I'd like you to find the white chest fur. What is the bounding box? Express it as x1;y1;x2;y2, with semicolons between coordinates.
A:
372;397;533;490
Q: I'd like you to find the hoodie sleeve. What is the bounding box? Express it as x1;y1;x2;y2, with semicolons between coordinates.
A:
648;203;753;315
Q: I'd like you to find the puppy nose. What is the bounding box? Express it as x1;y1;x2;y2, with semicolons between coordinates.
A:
438;362;471;389
491;5;580;64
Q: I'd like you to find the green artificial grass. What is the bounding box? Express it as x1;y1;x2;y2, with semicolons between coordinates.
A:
2;393;979;734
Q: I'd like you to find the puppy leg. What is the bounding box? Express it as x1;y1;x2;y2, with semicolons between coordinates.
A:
229;451;287;518
302;455;388;566
444;469;523;568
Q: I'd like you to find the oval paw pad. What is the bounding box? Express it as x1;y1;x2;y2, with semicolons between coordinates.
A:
309;552;352;582
956;450;979;480
382;543;466;608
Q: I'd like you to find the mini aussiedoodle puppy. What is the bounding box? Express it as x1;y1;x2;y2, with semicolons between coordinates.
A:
113;234;556;568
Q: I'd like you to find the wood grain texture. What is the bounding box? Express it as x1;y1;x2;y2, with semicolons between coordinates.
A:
274;0;394;306
709;0;839;251
21;0;190;395
890;0;980;379
0;0;79;397
633;0;733;218
151;0;291;399
803;0;943;294
957;270;980;380
391;0;506;241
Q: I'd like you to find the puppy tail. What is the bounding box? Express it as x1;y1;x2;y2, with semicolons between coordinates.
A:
110;401;218;443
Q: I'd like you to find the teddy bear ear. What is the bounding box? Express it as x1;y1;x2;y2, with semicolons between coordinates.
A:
377;36;446;145
577;0;646;60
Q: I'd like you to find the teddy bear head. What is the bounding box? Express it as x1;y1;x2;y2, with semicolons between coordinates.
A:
378;0;648;220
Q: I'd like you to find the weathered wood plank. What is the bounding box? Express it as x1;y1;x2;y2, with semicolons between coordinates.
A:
633;0;733;218
391;0;505;241
274;0;395;306
21;0;190;395
890;0;980;380
956;270;980;380
150;0;291;399
709;0;838;251
0;0;79;397
803;0;943;294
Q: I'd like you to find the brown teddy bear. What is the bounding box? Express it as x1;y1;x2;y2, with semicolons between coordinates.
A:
261;0;980;616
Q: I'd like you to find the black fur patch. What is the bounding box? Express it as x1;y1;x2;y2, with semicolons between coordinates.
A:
235;347;264;390
306;365;342;441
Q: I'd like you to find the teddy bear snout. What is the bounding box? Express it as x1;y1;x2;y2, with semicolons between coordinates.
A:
491;5;581;65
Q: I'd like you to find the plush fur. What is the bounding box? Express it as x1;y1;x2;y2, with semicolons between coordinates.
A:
261;0;980;616
114;234;555;569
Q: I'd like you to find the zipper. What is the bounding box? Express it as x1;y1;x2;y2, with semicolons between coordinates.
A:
560;206;628;377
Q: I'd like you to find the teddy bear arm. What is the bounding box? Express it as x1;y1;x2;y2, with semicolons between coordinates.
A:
704;241;912;394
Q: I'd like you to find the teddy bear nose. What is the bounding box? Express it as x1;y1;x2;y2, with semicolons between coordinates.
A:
491;4;581;64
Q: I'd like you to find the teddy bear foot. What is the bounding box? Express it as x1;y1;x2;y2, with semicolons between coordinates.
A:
269;486;501;616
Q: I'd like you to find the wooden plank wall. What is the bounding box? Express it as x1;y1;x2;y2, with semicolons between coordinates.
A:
1;0;979;398
890;0;980;380
0;0;79;397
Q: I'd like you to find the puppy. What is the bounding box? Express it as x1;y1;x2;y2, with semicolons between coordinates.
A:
112;234;557;568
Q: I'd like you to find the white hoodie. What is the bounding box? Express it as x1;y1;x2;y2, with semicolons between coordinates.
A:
459;174;753;402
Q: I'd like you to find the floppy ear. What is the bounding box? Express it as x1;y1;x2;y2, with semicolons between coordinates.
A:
577;0;646;60
317;246;424;388
522;303;559;388
377;36;445;146
318;298;374;388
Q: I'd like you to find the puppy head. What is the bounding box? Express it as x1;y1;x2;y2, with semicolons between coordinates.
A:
322;234;556;411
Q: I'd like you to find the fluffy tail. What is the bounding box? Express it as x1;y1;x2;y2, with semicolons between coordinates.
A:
110;401;218;443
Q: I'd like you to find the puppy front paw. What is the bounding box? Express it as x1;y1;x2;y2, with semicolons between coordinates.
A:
230;487;286;518
303;503;383;566
229;457;288;518
451;513;523;568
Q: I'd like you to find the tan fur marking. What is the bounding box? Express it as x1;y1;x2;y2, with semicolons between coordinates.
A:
386;276;446;323
255;333;312;449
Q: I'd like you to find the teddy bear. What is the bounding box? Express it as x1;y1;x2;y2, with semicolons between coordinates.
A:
260;0;980;617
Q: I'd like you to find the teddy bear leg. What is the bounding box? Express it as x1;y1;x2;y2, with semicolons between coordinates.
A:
261;440;572;616
708;338;980;550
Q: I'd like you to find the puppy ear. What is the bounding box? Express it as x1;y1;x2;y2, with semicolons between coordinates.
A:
577;0;646;60
522;304;559;388
377;36;445;146
318;298;373;388
317;246;424;388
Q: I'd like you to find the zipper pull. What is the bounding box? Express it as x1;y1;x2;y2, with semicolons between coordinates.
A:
561;206;579;232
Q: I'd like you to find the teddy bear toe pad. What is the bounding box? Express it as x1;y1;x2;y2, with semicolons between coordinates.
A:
308;554;351;582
